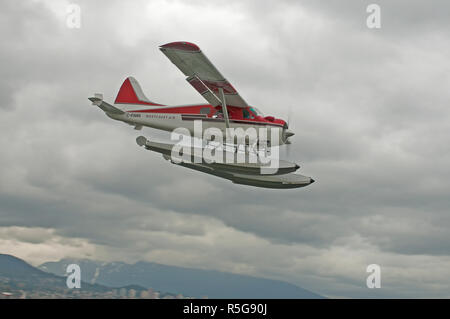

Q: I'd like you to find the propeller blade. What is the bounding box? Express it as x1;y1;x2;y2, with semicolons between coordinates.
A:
284;130;295;138
287;105;293;128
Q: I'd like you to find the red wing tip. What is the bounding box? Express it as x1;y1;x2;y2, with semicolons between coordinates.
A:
160;41;200;52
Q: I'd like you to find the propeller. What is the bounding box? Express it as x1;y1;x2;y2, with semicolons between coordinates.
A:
287;105;292;128
283;106;294;157
282;129;295;143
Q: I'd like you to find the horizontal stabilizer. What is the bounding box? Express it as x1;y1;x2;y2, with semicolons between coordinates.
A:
89;95;124;115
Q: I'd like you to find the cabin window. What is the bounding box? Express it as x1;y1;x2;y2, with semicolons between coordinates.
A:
200;107;211;115
243;109;251;119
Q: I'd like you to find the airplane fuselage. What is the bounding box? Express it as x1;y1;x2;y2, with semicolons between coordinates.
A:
108;103;289;146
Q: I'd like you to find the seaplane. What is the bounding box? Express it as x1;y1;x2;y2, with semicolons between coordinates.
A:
88;41;314;189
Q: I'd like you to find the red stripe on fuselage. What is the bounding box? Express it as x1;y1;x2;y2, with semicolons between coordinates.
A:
128;105;285;127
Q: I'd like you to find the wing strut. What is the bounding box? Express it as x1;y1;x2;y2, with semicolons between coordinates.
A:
219;87;230;129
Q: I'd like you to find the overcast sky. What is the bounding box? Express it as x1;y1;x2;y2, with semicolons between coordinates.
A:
1;0;450;298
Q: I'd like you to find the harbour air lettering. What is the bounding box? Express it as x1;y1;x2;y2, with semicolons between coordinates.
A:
183;303;217;317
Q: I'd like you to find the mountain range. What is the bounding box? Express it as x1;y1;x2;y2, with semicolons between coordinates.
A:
39;258;323;298
0;254;322;298
0;254;120;298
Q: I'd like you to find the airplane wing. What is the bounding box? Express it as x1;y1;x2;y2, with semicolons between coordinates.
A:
159;41;249;108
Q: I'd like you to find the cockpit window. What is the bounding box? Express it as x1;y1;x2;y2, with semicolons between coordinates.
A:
249;107;264;117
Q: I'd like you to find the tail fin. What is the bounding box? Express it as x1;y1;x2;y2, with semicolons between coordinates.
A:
114;77;163;107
